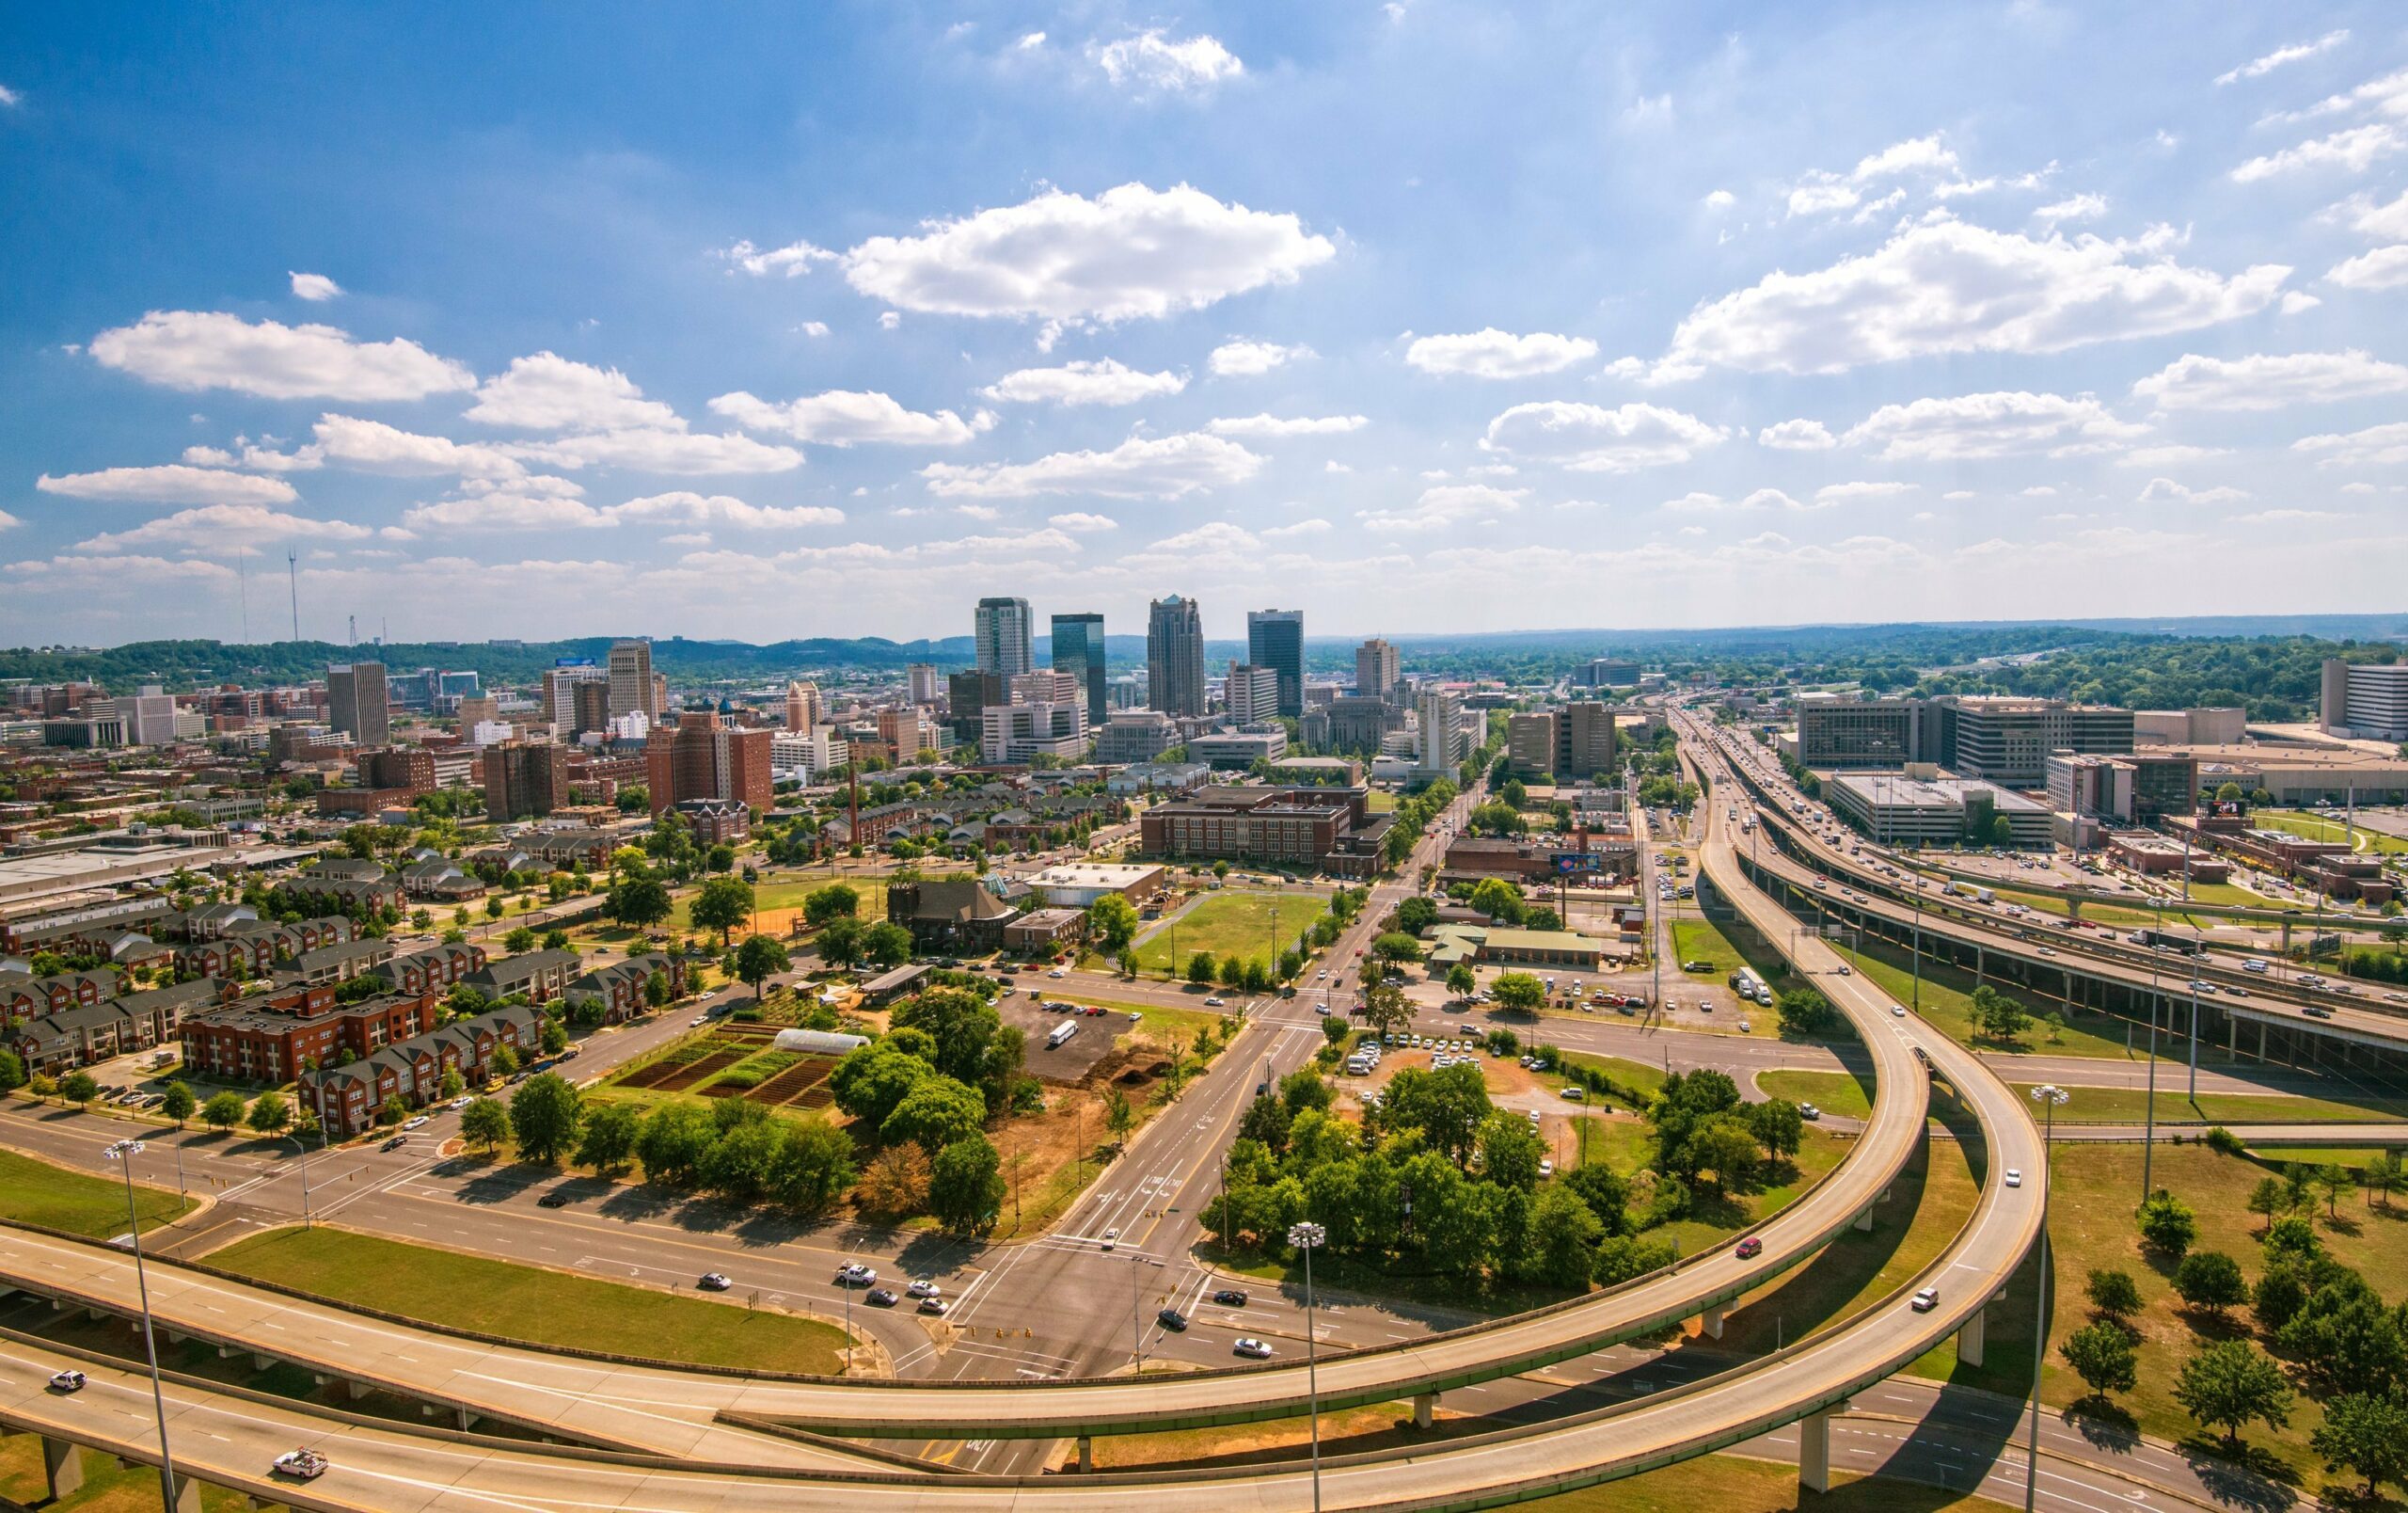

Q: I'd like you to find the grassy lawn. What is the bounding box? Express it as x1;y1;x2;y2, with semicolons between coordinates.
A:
1907;1141;2408;1494
1758;1070;1872;1122
1668;916;1800;993
1367;790;1399;814
2245;1143;2408;1167
1561;1049;1669;1103
0;1146;194;1238
1846;936;2141;1061
206;1225;852;1374
668;874;895;935
1563;1118;1852;1259
1133;889;1328;973
2004;1082;2408;1125
2176;881;2306;911
1;1432;259;1513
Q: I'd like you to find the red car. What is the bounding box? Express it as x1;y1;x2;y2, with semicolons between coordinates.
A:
1735;1236;1763;1260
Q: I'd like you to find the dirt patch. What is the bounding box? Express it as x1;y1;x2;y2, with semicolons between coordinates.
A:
752;1056;839;1107
648;1048;744;1092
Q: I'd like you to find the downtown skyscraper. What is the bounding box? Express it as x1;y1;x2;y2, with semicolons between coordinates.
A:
1147;596;1206;719
974;597;1034;678
1050;612;1107;728
1246;609;1304;719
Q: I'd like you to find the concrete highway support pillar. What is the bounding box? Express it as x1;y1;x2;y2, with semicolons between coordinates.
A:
252;1351;276;1372
1414;1392;1436;1429
1076;1435;1094;1473
1853;1204;1874;1233
169;1472;202;1513
456;1407;479;1430
346;1378;372;1401
1701;1306;1726;1339
1957;1306;1987;1368
1798;1409;1834;1495
41;1437;85;1500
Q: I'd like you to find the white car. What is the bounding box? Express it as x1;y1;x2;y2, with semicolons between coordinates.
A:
837;1263;877;1286
697;1271;732;1291
1205;997;1226;1008
917;1297;949;1316
1048;968;1067;979
1538;1159;1555;1177
47;1369;86;1393
2004;1170;2022;1187
1910;1286;1939;1313
273;1448;329;1480
1892;1005;1907;1018
403;1114;430;1130
907;1278;941;1298
1233;1337;1275;1359
449;1096;471;1110
1101;1229;1118;1250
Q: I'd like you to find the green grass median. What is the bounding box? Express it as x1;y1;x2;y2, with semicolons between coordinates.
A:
0;1145;194;1239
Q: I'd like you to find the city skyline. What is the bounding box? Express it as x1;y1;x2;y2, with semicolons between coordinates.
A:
6;6;2408;647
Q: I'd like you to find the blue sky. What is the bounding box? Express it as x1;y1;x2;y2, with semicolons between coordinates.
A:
4;3;2404;646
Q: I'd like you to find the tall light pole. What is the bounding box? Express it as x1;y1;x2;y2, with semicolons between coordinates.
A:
2140;894;2164;1202
1909;874;1925;1013
1288;1219;1327;1513
2023;1086;2068;1513
105;1139;180;1513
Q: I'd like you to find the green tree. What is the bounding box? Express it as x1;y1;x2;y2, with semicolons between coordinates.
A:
803;884;861;927
830;1043;934;1125
733;933;792;999
438;1066;467;1101
1746;1098;1805;1159
1371;932;1423;964
2060;1322;2139;1403
539;1017;569;1056
879;1074;986;1153
607;876;673;931
635;1103;715;1186
159;1081;195;1128
890;987;1003;1086
1103;1085;1136;1141
1375;1063;1491;1163
2139;1188;2198;1257
689;876;756;948
767;1116;856;1214
2311;1393;2408;1501
2246;1176;2287;1233
507;1073;583;1164
1477;1109;1547;1190
1445;963;1478;1000
1774;988;1837;1036
503;926;537;955
246;1091;292;1136
1465;877;1525;923
1186;949;1219;985
575;1101;642;1171
459;1096;510;1152
2364;1150;2400;1210
1086;894;1140;957
2173;1340;2293;1449
702;1117;784;1202
816;916;866;969
863;921;913;968
928;1135;1006;1237
1490;972;1546;1014
60;1070;99;1108
1968;984;2030;1042
2174;1250;2247;1317
2312;1161;2353;1218
0;1047;24;1093
201;1090;246;1132
1359;979;1415;1038
1524;1184;1604;1289
2086;1267;2144;1326
643;968;673;1009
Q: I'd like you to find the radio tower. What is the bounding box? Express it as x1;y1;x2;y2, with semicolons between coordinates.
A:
286;549;300;643
347;613;357;646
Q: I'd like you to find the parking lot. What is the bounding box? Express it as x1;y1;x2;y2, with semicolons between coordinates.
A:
996;983;1138;1081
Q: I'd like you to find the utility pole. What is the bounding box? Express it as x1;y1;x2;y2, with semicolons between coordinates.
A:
2024;1086;2068;1513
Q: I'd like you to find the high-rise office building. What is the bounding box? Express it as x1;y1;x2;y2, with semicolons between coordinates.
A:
905;663;943;706
1226;662;1282;725
2321;658;2408;741
1506;710;1557;777
120;685;179;747
1148;596;1206;718
481;740;571;821
1355;638;1402;704
946;669;1005;747
644;710;772;818
571;680;611;739
608;640;657;722
974;597;1035;678
785;679;823;731
542;663;606;736
1417;688;1465;777
326;661;389;747
1050;613;1108;728
1246;610;1305;719
1012;669;1081;705
1556;701;1617;783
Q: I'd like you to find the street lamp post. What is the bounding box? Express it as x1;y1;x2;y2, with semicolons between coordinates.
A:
1910;875;1925;1013
2141;895;2164;1202
2024;1086;2068;1513
1287;1220;1327;1513
104;1139;180;1513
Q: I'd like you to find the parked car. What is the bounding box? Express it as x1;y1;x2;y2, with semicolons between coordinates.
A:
1799;1103;1821;1121
697;1272;732;1291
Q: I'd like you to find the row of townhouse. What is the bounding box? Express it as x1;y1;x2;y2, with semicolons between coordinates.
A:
304;1004;542;1136
460;948;581;1003
563;951;683;1024
7;980;220;1075
398;855;486;900
468;827;617;877
271;860;405;917
369;941;487;996
0;967;119;1028
172;916;356;980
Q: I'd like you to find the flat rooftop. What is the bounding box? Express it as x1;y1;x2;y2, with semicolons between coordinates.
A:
1027;862;1165;887
1830;774;2048;812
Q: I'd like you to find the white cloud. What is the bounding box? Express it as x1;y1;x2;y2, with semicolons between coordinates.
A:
2346;188;2408;242
1480;401;1727;472
920;432;1260;499
879;311;902;330
981;358;1186;406
1660;491;1730;512
2295;421;2408;467
1661;220;2289;374
605;491;845;529
956;503;1002;521
1403;328;1598;379
1814;481;1918;503
2234;508;2343;524
2325;246;2408;289
0;510;19;531
311;414;528;481
1624;94;1672;127
1048;512;1119;533
1324;460;1352;473
1756;419;1837;451
87;311;476;401
401;487;614;532
36;464;300;506
709;390;982;446
2034;194;2107;226
182;438;325;473
1787;134;1967;216
75;503;372;552
840;183;1334;322
288;272;342;302
1205;413;1368;438
2020;486;2059;497
799;321;831;338
1703;189;1736;210
1210;339;1312;376
2131;350;2408;410
1088;29;1243;94
505;428;803;474
1787;181;1862;216
2233;124;2405;183
721;239;836;278
1260;518;1331;538
466;353;680;432
2217;30;2349;87
0;85;19;107
2342;482;2379;494
2283;291;2324;313
1738;488;1808;510
1358;484;1525;533
1841;390;2149;461
2137;477;2249;505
